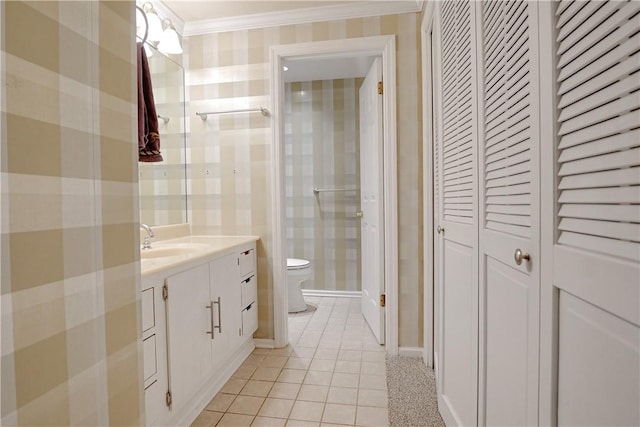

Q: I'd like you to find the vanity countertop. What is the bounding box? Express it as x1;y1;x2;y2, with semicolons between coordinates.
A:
140;226;259;278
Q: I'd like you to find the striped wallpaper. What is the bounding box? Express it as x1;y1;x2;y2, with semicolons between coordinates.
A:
285;79;362;293
185;12;423;346
1;2;143;425
138;44;188;226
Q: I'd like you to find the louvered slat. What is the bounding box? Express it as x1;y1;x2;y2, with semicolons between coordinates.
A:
558;129;640;163
559;204;640;223
482;0;532;238
559;168;640;190
441;0;475;225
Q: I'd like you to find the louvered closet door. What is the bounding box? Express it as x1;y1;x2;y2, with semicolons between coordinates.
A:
477;1;540;425
434;1;479;425
553;1;639;425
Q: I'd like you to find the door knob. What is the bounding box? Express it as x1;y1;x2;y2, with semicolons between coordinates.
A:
514;248;530;265
356;211;363;218
437;225;444;234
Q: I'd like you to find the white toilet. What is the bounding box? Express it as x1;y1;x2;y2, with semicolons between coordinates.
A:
287;258;311;313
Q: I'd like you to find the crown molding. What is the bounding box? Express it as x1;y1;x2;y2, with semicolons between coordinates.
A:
183;1;422;36
154;1;185;36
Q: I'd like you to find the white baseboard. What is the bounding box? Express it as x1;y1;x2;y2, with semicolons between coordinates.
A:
167;338;254;427
398;346;424;358
302;289;362;298
254;338;276;349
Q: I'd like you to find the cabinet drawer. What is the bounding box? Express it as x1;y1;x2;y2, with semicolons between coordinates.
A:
241;275;257;308
239;248;255;278
142;287;155;332
242;302;258;337
143;334;157;383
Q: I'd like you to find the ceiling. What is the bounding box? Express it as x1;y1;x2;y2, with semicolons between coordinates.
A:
164;0;361;23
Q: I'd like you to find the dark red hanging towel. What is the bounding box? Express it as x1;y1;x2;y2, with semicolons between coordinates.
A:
137;42;163;162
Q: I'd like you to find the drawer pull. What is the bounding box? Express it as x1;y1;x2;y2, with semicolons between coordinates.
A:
213;297;222;333
206;301;215;340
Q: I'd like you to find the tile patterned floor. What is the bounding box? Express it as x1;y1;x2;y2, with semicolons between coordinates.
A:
191;296;388;427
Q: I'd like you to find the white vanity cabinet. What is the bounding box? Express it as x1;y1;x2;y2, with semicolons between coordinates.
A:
143;240;258;426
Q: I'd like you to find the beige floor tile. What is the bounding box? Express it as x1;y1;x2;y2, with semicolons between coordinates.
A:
227;395;266;416
357;389;388;408
358;375;386;390
314;348;339;360
270;346;294;357
245;354;268;366
303;371;333;386
285;357;312;370
234;364;259;379
297;384;329;402
257;398;295;419
262;356;289;368
317;339;341;349
289;400;325;422
309;359;336;372
286;420;320;427
206;393;236;412
320;423;347;427
334;360;361;374
361;352;385;363
290;346;317;358
217;412;254;426
277;369;307;384
252;367;282;381
331;372;359;388
241;380;275;397
360;362;385;376
355;406;388;426
190;410;223;426
268;382;301;399
326;386;358;405
252;348;272;356
221;378;248;394
340;341;363;350
252;416;287;426
338;350;362;362
322;403;356;425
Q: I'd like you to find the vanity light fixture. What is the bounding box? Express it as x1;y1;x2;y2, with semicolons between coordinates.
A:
158;18;183;55
142;2;163;42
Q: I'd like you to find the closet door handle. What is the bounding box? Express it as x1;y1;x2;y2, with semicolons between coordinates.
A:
206;301;215;340
514;248;530;265
214;297;222;333
437;225;444;234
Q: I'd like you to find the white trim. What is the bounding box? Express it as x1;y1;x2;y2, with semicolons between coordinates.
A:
183;1;421;36
302;289;362;299
398;347;425;358
253;339;276;349
420;0;436;370
270;36;399;356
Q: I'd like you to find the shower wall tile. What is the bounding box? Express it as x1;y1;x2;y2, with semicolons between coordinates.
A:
186;12;423;347
1;1;143;425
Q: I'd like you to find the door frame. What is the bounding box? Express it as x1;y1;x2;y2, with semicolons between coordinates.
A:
269;35;399;354
421;0;436;368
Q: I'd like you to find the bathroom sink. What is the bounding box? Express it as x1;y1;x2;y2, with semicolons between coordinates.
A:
140;243;209;259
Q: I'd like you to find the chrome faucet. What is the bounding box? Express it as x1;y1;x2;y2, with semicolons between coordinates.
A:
140;224;154;250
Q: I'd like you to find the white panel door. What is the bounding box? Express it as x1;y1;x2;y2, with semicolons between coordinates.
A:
166;264;213;411
434;1;479;425
477;1;540;425
359;57;385;344
551;2;640;425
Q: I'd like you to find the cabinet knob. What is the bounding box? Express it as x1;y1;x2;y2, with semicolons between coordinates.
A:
514;248;531;265
356;211;363;218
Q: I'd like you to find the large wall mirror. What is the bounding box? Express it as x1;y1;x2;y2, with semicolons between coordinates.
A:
139;43;188;225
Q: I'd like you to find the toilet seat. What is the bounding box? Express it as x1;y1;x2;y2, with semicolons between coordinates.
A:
287;258;310;270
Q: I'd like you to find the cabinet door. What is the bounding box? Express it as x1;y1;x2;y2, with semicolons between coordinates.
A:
209;253;242;367
166;264;212;410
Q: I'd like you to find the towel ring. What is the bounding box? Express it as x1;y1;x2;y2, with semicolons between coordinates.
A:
136;5;148;44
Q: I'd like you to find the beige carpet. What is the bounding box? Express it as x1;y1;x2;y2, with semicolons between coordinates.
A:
386;355;446;427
